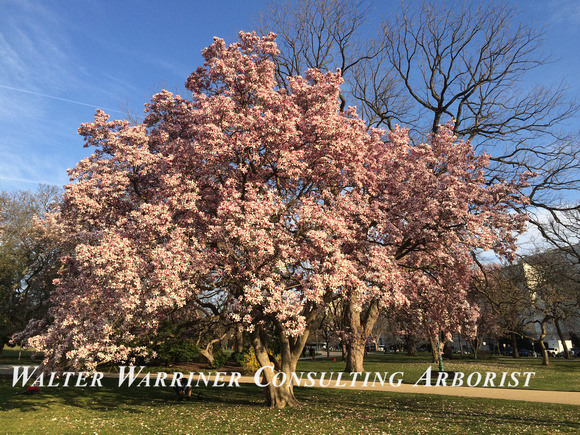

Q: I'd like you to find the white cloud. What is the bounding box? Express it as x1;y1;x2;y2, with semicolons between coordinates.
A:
544;0;580;26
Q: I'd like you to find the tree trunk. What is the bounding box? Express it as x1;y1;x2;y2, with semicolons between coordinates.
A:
428;333;439;364
264;379;300;408
554;319;570;359
199;335;225;366
235;329;244;354
405;334;417;357
344;296;366;372
251;326;305;408
471;336;483;359
443;340;453;360
343;297;379;373
538;317;550;366
510;333;520;358
344;338;366;373
199;349;215;366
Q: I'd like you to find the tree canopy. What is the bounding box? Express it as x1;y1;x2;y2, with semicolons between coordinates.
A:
0;186;62;354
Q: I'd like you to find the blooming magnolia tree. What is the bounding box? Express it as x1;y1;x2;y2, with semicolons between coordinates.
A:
339;124;529;372
20;32;528;408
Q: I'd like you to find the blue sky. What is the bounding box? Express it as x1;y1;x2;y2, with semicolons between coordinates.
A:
1;0;579;194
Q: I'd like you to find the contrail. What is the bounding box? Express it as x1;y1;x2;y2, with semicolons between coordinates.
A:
0;84;124;114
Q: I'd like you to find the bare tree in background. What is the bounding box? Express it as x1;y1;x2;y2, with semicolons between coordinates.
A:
375;1;580;235
258;0;579;209
256;0;385;110
477;250;580;365
475;264;533;358
524;250;580;361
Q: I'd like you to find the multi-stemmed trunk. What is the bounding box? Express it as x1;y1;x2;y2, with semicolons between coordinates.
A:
250;305;324;409
251;330;301;408
343;297;379;373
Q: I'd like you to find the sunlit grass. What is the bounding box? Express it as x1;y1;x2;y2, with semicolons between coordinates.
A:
296;352;580;391
1;378;579;434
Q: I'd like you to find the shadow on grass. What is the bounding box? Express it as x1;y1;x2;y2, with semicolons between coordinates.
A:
0;378;265;415
2;378;579;433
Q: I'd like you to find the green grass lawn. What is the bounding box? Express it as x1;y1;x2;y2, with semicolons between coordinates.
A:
2;348;579;433
1;378;579;434
296;352;580;391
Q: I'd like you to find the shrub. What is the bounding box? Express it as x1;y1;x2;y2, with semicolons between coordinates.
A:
157;340;201;364
211;349;229;369
475;350;496;360
240;348;260;374
238;347;281;374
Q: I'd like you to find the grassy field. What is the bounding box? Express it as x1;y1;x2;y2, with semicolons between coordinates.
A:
1;377;579;434
296;352;580;392
1;347;579;433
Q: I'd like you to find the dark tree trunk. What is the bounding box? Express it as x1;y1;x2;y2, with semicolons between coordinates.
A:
443;340;453;360
235;329;244;354
405;334;417;357
510;333;520;358
554;319;570;359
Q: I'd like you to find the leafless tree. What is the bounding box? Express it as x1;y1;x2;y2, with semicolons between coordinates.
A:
258;0;579;208
475;264;533;358
477;250;580;365
524;250;580;361
372;1;579;220
256;0;384;110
